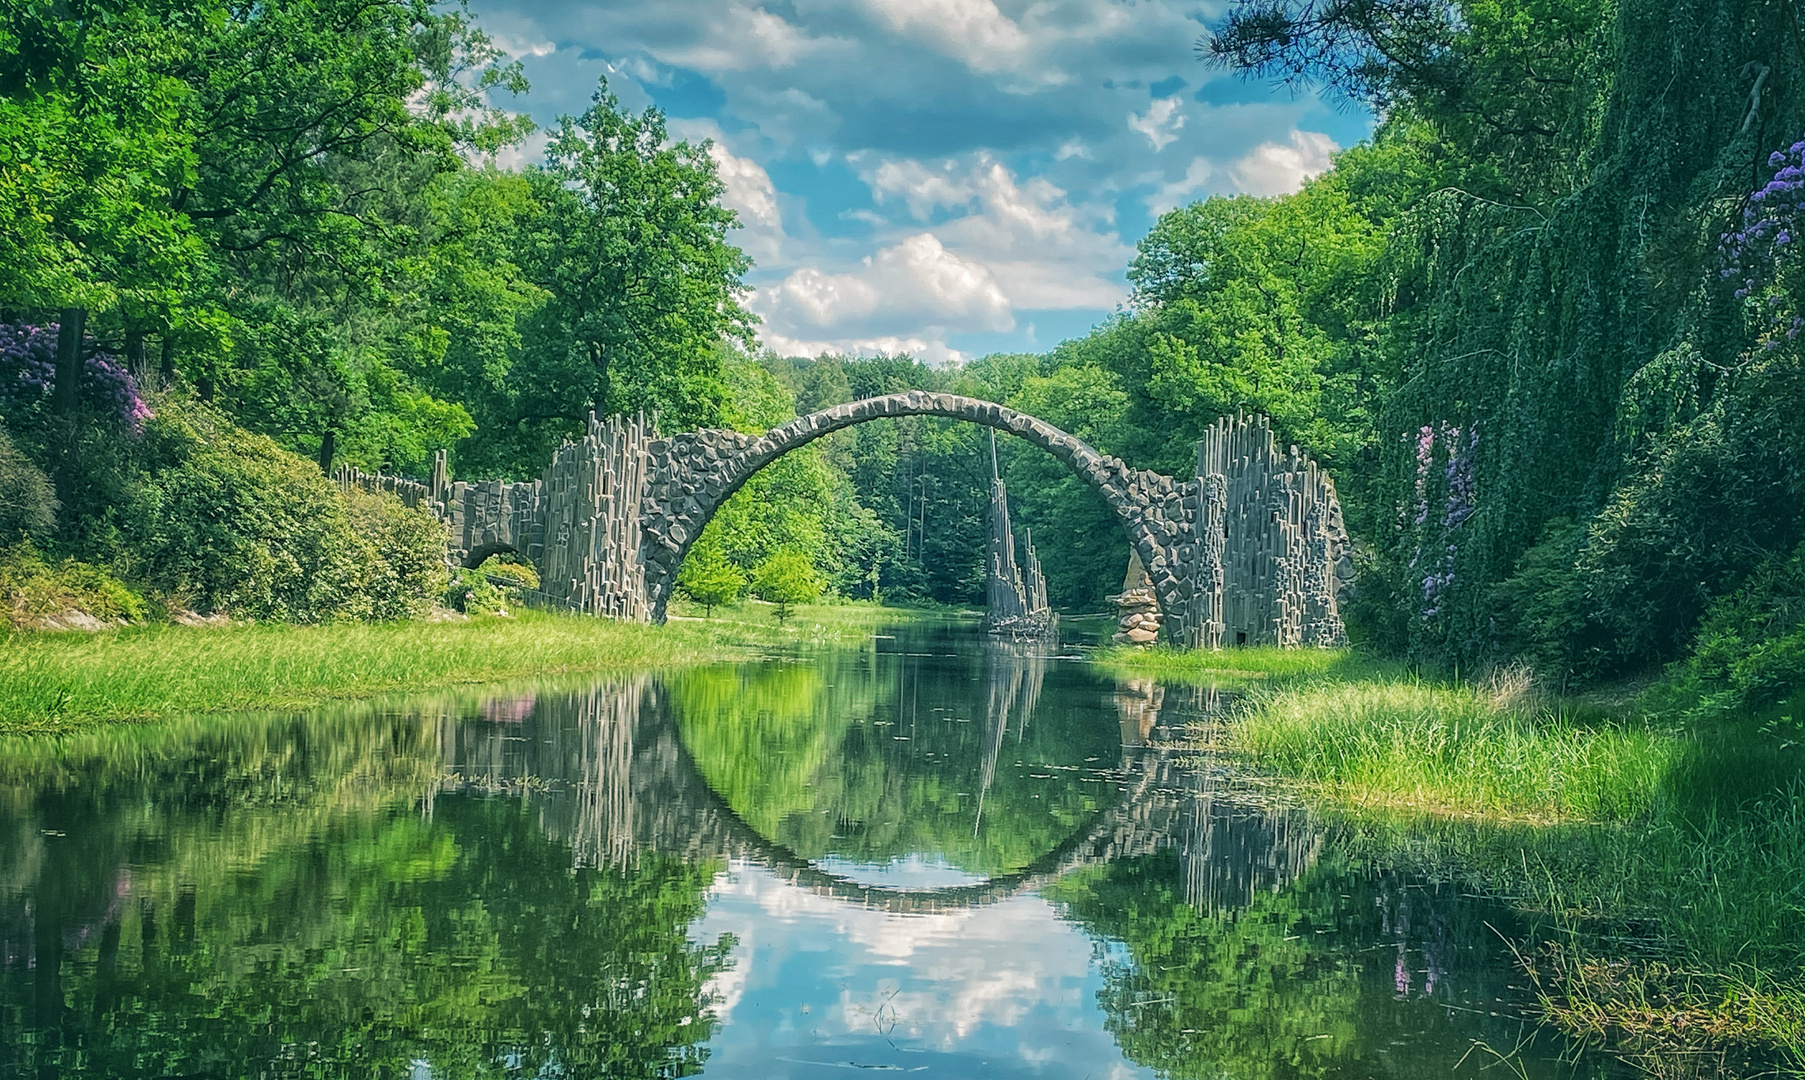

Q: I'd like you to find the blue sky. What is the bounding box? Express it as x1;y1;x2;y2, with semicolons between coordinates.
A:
472;0;1373;364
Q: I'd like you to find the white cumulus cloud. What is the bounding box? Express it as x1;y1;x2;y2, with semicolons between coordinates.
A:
760;232;1014;338
706;141;785;264
1146;156;1216;213
657;4;842;72
858;154;1130;312
1129;95;1186;152
850;0;1034;77
1229;129;1339;195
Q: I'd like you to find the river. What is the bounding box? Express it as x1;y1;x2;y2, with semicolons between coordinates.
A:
0;617;1630;1078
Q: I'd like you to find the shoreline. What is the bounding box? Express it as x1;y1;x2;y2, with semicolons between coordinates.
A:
0;601;925;737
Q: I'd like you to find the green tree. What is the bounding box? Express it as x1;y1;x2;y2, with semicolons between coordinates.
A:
482;81;755;473
754;548;822;623
677;537;747;617
0;1;203;332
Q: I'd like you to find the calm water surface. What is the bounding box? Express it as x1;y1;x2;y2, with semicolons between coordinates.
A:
2;620;1628;1078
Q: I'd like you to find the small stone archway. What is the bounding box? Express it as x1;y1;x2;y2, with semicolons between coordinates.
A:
639;391;1195;629
463;542;519;570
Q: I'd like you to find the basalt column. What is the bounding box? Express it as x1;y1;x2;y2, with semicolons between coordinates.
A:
535;413;652;620
983;434;1055;640
1183;414;1350;648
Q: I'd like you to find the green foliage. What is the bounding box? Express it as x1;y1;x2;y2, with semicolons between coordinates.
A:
1003;361;1134;606
129;401;446;621
1653;540;1805;726
462;82;754;475
1195;0;1805;682
0;542;146;629
342;487;452;620
753;548;822;621
0;1;202;317
0;426;54;543
677;538;747;616
478;553;540;591
443;566;507;615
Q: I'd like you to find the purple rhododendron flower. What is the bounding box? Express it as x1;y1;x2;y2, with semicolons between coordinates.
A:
0;322;151;432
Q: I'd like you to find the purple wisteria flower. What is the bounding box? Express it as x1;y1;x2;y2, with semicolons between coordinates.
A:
1720;135;1805;334
1402;420;1480;623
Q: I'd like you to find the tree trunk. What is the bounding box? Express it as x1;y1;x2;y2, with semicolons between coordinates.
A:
53;307;86;416
124;327;146;373
158;336;176;381
318;428;336;473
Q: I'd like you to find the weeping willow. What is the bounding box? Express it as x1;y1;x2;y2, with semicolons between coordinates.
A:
1350;0;1805;675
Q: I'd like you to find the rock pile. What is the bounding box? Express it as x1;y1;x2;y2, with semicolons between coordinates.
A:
1110;552;1163;646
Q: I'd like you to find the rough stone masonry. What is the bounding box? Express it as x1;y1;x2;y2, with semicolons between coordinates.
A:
336;393;1350;647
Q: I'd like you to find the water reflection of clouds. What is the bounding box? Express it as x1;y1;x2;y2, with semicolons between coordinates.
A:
693;861;1155;1078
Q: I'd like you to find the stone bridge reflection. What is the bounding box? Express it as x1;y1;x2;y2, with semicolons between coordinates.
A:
430;647;1322;917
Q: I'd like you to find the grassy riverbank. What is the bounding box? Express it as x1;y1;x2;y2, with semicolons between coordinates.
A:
1103;645;1805;1070
0;601;920;737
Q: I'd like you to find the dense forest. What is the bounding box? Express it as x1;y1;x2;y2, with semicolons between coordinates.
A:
2;0;1802;717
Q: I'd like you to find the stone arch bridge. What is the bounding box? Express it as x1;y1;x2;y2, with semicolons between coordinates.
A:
339;392;1351;647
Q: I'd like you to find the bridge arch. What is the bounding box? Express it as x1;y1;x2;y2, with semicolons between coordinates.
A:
640;391;1197;627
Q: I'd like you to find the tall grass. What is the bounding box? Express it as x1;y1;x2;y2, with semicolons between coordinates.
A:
1233;676;1677;822
1332;783;1805;1068
1211;657;1805;1067
0;602;911;736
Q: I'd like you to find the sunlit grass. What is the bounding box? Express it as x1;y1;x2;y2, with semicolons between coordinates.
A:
1233;677;1677;822
0;602;921;736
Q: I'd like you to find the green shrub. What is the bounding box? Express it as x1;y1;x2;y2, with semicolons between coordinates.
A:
130;401;447;622
0;426;56;543
1653;540;1805;725
1;543;146;629
444;567;508;615
342;488;452;620
476;554;539;591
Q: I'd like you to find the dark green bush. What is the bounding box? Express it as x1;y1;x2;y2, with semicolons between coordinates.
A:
1654;540;1805;725
130;402;447;621
1488;520;1589;679
0;426;56;544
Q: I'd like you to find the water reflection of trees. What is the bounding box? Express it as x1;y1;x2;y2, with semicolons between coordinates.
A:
0;703;729;1079
1;663;1599;1080
668;645;1121;878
